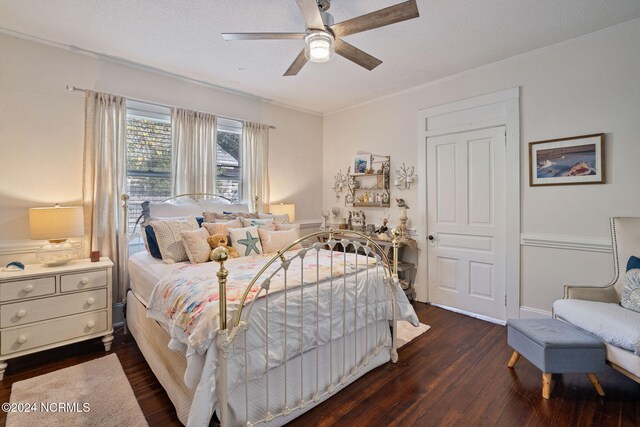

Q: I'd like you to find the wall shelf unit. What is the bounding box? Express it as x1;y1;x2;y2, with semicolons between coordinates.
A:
345;155;391;208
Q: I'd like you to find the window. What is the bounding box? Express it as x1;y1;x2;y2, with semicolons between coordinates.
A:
125;102;245;232
216;118;243;202
125;101;172;232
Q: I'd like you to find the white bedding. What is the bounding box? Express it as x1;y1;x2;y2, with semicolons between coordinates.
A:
128;251;177;306
128;250;418;426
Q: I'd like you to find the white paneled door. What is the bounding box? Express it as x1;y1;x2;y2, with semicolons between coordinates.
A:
427;127;506;321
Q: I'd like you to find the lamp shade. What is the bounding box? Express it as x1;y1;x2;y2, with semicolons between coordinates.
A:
270;203;295;223
29;206;84;241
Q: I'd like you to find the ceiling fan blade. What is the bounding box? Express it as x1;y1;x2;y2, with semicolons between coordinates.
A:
222;33;306;41
295;0;325;30
331;0;419;37
284;49;308;76
334;39;382;71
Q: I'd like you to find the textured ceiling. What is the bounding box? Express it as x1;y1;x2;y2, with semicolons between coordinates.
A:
1;0;640;114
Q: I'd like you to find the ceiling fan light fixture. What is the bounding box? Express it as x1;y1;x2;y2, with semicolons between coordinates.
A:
305;31;334;63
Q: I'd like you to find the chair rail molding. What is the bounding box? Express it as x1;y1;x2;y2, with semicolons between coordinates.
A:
520;233;612;253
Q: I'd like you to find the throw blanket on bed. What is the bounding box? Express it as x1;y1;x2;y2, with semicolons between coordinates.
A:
147;248;379;353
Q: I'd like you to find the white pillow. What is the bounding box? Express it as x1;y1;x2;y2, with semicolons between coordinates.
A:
199;200;249;213
258;213;290;224
622;269;640;313
202;219;243;236
229;226;263;257
241;218;277;230
150;217;199;264
180;227;212;264
258;228;302;254
275;223;300;231
142;199;202;222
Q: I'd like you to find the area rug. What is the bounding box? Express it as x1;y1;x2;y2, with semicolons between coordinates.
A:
397;320;430;348
7;354;148;427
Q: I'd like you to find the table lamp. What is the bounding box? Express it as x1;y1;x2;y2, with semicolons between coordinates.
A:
270;203;295;223
29;205;84;266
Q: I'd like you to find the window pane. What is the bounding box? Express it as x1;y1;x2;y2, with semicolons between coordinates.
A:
217;127;242;202
126;110;172;232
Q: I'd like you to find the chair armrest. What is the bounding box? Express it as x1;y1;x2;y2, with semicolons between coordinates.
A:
563;284;618;303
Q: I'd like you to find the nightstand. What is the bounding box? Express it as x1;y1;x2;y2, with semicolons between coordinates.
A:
0;258;114;379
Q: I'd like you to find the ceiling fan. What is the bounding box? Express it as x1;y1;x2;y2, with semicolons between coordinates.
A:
222;0;420;76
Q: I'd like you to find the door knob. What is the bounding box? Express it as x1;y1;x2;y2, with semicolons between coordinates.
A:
428;235;435;241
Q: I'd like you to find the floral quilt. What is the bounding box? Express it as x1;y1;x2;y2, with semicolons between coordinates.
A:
147;248;379;352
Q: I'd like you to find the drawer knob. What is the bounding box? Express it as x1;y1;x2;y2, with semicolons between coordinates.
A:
23;284;34;293
86;297;95;305
17;335;27;344
87;320;96;328
16;309;27;318
80;277;90;285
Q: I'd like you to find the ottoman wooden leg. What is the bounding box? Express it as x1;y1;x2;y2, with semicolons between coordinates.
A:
587;373;605;396
507;351;520;368
542;373;552;399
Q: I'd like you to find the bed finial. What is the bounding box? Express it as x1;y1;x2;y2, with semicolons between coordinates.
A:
254;195;259;212
391;227;401;277
212;247;230;331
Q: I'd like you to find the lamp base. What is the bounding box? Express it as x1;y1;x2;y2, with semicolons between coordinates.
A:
36;240;76;267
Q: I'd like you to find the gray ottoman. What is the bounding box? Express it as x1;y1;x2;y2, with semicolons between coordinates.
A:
507;318;606;399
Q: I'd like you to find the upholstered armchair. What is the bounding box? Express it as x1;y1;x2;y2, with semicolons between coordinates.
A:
554;217;640;384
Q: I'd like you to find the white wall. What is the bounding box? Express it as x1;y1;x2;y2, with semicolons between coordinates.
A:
322;20;640;315
0;34;323;264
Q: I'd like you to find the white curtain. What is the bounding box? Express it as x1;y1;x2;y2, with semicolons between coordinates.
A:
242;121;270;212
82;91;127;302
171;108;217;195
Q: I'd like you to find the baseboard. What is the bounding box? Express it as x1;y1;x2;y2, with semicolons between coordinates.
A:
430;303;506;325
519;306;552;319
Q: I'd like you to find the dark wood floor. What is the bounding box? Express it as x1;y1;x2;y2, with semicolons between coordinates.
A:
1;303;638;426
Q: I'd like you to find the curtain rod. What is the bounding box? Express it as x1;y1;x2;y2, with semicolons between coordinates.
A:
66;85;276;129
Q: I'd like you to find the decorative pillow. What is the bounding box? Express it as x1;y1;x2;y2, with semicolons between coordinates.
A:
203;211;258;222
627;256;640;271
258;228;302;254
144;225;162;259
180;227;212;264
149;217;199;264
275;223;300;231
258;213;290;224
141;199;202;223
240;218;277;230
202;219;243;236
621;269;640;313
228;226;263;257
200;200;249;214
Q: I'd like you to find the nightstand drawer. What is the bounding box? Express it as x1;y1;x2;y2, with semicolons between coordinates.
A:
60;269;107;293
0;277;56;302
1;310;108;355
0;289;107;328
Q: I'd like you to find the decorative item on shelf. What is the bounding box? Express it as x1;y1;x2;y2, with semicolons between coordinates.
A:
29;205;84;267
345;193;354;204
352;154;370;175
365;168;374;174
396;198;409;242
339;218;348;230
332;169;348;202
331;206;341;223
365;224;377;236
394;162;416;190
270;202;296;222
377;216;390;234
320;210;330;230
348;210;366;232
90;251;101;262
349;175;360;189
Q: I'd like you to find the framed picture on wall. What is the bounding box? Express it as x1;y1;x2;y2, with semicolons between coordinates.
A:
529;133;605;186
352;155;370;175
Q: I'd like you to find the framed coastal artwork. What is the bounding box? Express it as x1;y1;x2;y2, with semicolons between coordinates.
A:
352;155;370;175
529;133;605;186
